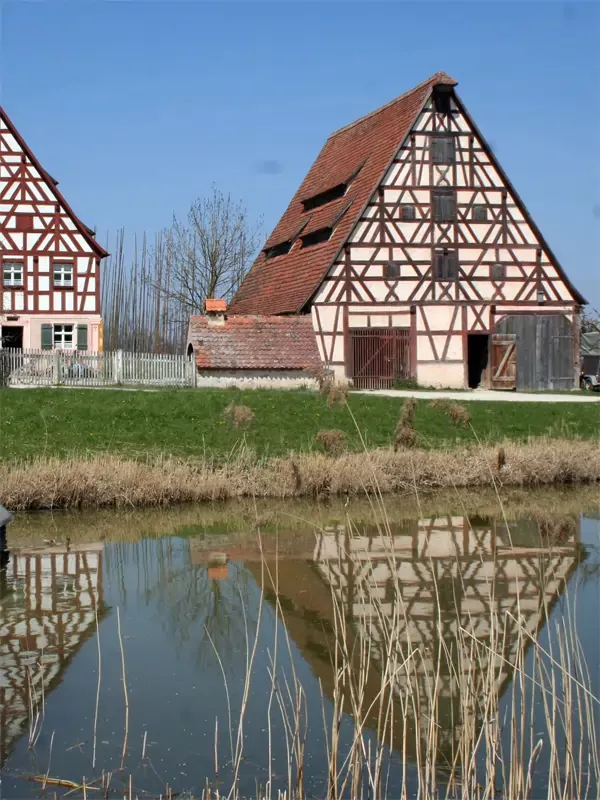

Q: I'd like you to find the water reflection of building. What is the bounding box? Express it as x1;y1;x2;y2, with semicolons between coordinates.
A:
0;544;104;766
247;514;580;762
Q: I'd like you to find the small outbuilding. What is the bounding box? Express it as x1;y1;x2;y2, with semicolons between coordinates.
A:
186;300;322;389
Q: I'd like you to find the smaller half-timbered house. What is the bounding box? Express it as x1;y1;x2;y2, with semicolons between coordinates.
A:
0;106;108;352
229;72;586;391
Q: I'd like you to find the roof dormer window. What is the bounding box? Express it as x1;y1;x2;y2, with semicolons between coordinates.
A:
264;241;292;259
301;227;333;247
300;161;365;213
301;183;347;212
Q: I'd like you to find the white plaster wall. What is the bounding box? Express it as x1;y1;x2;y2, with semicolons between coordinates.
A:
0;313;103;350
196;369;319;390
416;362;464;389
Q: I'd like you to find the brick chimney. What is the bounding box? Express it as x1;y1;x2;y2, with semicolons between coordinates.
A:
205;298;227;326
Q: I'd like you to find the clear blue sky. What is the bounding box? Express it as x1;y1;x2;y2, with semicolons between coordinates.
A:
1;1;598;305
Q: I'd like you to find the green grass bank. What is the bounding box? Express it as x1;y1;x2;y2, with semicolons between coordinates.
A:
0;387;598;462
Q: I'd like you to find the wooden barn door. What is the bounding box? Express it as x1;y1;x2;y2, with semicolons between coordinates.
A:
350;328;411;390
490;334;517;390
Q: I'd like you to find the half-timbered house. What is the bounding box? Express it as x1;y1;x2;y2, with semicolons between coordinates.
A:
0;544;104;765
0;106;107;352
230;72;585;390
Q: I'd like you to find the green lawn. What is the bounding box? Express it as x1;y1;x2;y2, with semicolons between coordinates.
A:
0;387;598;462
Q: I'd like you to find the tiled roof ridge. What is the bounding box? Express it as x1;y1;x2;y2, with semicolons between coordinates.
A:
190;313;311;323
328;71;457;139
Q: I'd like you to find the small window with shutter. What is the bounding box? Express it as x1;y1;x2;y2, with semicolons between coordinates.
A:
434;250;458;281
41;324;53;350
473;205;487;222
384;262;401;279
77;325;88;351
400;204;415;221
433;190;456;222
491;263;505;281
431;136;455;165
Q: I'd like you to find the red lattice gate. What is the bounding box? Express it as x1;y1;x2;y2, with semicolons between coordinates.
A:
350;328;412;390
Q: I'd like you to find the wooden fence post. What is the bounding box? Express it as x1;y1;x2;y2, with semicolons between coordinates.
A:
52;352;61;385
112;350;124;385
187;356;197;388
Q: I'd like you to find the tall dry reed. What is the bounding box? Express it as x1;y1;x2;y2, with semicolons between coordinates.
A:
197;504;598;799
2;438;599;510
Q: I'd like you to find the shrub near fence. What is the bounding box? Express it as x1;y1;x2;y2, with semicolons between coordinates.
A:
0;349;195;388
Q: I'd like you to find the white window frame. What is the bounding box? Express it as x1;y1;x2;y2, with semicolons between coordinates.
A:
53;262;74;288
3;260;24;287
53;324;74;350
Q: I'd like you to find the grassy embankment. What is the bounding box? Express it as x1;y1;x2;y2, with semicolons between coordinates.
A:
0;387;598;509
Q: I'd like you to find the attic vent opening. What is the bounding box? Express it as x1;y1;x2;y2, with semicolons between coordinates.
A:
301;227;332;248
433;86;452;115
302;183;347;212
384;262;401;280
264;241;292;259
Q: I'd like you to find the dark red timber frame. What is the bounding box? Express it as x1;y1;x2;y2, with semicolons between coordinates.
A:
0;106;107;319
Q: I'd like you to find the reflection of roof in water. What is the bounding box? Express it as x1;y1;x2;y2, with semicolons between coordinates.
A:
0;544;105;766
246;514;580;765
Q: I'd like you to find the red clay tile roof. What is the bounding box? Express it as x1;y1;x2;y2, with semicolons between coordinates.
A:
229;71;457;315
188;314;321;370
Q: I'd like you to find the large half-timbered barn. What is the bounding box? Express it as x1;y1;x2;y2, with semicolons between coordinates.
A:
230;72;585;391
0;106;107;352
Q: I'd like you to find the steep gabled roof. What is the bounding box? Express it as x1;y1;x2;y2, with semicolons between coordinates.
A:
231;71;586;314
0;105;108;258
229;71;457;315
188;314;321;370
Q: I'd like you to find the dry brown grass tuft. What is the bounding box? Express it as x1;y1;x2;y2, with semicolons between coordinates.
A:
393;397;419;451
326;382;349;407
430;398;472;429
393;425;418;450
222;403;255;429
1;438;598;511
306;364;349;406
497;445;507;470
537;513;578;546
315;429;347;456
399;397;418;427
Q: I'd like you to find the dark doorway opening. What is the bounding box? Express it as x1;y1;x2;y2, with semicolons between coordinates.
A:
467;334;489;389
1;326;23;349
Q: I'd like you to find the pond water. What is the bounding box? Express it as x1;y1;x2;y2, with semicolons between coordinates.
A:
0;491;599;799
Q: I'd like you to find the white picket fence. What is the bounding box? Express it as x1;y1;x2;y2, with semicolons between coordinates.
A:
0;348;196;388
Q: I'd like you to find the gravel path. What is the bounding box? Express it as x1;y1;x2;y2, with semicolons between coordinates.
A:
353;389;600;403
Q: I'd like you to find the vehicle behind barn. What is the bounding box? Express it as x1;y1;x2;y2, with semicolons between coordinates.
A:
580;332;600;391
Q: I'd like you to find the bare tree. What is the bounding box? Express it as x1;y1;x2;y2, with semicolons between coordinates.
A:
153;185;262;314
580;307;600;335
101;187;262;353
